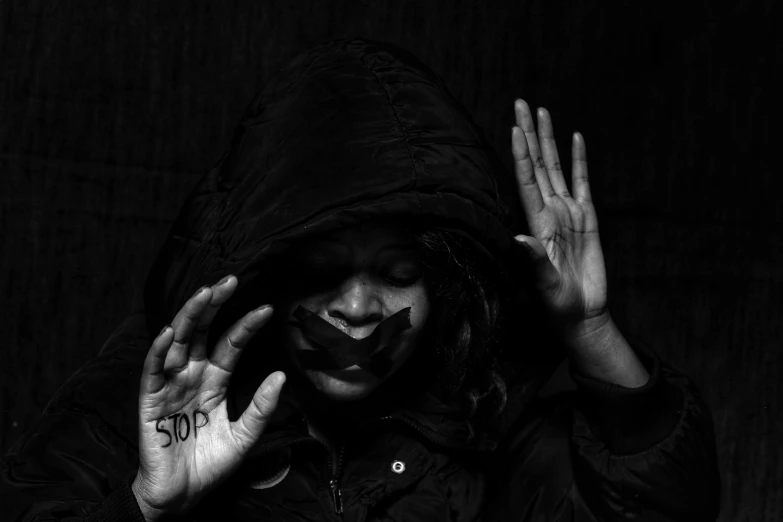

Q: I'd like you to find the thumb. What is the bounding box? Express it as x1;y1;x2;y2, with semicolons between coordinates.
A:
514;235;559;289
233;371;286;450
514;234;548;262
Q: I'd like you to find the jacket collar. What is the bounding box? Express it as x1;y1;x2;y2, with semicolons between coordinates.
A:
236;348;498;457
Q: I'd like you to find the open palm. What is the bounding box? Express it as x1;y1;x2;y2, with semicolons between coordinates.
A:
133;277;285;519
511;100;608;328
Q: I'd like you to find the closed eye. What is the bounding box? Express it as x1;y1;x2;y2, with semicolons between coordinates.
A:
383;266;422;287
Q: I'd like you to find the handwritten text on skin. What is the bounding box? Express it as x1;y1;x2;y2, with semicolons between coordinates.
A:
156;409;209;447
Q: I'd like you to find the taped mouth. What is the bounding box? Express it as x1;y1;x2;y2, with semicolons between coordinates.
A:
301;334;391;368
293;306;412;378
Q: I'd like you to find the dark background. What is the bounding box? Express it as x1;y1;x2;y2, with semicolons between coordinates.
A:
0;1;779;520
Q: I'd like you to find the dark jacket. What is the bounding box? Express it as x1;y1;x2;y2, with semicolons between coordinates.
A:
1;38;721;521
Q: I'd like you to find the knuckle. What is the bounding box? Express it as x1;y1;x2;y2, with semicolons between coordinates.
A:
513;146;531;161
182;307;203;321
232;426;254;450
194;324;210;336
570;208;586;225
519;175;538;188
254;393;275;417
563;197;581;211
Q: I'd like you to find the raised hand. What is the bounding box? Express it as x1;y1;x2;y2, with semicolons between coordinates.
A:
511;99;609;334
131;276;286;521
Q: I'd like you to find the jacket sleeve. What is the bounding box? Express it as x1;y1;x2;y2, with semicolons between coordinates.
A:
70;480;146;522
0;409;146;522
482;338;721;522
0;316;149;522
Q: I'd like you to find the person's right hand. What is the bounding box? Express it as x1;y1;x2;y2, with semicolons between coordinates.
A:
131;275;286;521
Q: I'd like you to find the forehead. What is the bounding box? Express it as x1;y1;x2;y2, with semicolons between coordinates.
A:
306;222;416;252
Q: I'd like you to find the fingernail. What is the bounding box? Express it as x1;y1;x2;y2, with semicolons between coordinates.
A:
192;286;208;298
217;274;233;286
253;304;272;314
158;325;171;337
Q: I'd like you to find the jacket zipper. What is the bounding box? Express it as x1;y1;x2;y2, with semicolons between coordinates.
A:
251;433;347;515
328;442;346;515
309;429;346;516
268;414;457;516
253;417;454;515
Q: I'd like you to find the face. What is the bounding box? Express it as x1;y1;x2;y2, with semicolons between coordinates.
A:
277;222;430;401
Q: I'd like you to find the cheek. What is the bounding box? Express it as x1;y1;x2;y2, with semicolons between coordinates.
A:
277;297;314;354
411;298;429;332
397;285;430;346
278;293;327;334
280;292;324;315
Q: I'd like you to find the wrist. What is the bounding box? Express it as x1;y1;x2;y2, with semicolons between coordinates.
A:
561;312;614;347
562;313;650;388
131;475;170;522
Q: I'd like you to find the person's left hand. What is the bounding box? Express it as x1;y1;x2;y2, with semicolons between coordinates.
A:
511;99;609;337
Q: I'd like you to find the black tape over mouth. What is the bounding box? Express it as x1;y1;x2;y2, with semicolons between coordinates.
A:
292;306;412;379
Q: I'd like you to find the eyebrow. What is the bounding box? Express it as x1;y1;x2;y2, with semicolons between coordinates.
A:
303;238;349;253
309;237;417;250
377;242;418;254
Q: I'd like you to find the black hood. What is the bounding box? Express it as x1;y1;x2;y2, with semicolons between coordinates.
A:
142;37;564;450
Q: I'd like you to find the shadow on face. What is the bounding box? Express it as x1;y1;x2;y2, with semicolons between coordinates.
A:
276;221;431;401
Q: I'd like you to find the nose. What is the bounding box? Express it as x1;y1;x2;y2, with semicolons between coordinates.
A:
327;273;383;327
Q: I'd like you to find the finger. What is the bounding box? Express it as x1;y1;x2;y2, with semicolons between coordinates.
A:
572;132;592;203
232;371;286;450
210;305;274;375
515;99;555;198
189;275;239;362
512;125;546;219
164;286;212;374
537;108;570;197
141;326;175;395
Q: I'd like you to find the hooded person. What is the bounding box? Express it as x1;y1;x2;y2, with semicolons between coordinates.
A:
0;38;721;521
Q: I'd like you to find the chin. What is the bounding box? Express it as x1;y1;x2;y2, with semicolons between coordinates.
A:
304;369;380;401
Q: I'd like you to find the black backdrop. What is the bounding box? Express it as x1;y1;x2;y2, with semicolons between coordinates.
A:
0;1;779;520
